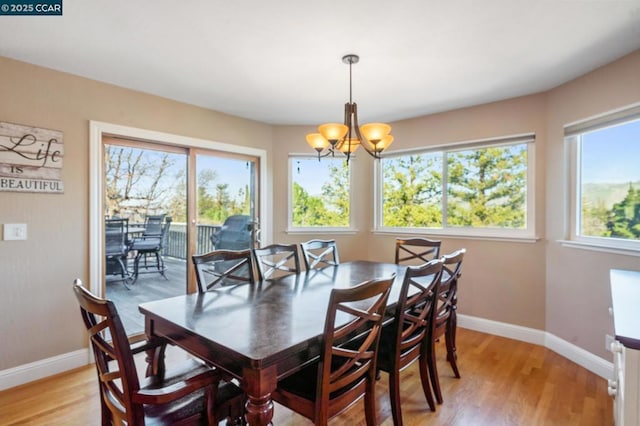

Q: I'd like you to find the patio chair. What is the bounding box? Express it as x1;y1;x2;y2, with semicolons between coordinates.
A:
131;216;172;282
105;218;131;288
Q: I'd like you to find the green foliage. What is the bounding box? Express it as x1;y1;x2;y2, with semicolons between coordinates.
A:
447;145;527;228
580;195;609;237
606;184;640;240
292;160;350;227
381;145;527;229
382;154;442;227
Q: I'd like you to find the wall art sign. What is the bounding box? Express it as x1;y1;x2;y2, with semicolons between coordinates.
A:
0;121;64;193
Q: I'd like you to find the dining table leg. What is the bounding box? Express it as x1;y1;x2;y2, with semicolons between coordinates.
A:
242;364;277;426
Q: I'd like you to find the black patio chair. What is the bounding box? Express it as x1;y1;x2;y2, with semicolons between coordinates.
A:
130;216;172;282
105;218;131;288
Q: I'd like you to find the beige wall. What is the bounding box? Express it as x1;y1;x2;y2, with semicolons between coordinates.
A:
0;56;272;370
1;50;638;374
273;94;548;331
545;51;640;358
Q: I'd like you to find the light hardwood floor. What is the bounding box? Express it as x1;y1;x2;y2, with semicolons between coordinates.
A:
0;328;612;425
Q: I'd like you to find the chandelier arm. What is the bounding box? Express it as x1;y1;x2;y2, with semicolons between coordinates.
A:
351;103;381;159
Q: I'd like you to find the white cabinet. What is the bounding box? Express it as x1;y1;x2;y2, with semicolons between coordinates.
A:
610;269;640;426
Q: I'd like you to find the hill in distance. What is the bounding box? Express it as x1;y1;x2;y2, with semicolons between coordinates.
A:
582;181;640;208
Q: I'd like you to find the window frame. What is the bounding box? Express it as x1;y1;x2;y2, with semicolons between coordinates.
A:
374;134;537;241
287;154;357;234
565;103;640;253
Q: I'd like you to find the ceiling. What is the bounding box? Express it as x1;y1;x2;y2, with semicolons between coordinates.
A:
1;1;639;125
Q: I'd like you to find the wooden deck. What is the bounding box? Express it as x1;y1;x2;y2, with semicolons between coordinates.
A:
106;257;187;335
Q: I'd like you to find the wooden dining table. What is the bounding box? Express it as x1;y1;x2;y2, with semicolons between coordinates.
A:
138;260;407;426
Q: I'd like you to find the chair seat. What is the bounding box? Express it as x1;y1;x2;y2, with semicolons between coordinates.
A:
142;358;244;425
131;238;162;251
73;281;245;424
376;322;425;373
278;358;365;402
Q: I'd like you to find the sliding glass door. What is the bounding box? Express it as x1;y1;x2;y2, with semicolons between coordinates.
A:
102;137;260;336
194;152;259;255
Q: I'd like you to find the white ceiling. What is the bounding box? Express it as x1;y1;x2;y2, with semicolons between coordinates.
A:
1;0;639;125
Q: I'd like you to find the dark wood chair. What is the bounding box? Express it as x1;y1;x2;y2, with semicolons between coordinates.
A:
72;279;245;425
253;243;300;281
376;259;443;425
395;237;441;265
272;275;395;426
300;239;340;270
192;249;255;293
428;248;466;404
131;216;172;282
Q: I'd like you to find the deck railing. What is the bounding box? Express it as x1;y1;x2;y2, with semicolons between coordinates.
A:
162;223;221;259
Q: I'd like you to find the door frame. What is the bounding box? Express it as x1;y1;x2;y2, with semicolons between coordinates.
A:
89;120;268;298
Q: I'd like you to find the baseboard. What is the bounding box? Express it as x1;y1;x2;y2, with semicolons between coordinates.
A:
0;349;90;391
0;316;615;391
459;314;613;379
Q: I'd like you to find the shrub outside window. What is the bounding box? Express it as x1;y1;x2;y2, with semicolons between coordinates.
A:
566;106;640;251
289;156;352;230
376;134;535;239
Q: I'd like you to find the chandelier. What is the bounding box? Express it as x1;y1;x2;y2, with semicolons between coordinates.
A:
305;54;394;163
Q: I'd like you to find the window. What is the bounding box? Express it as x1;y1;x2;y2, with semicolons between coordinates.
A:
566;105;640;251
376;134;535;239
289;156;352;230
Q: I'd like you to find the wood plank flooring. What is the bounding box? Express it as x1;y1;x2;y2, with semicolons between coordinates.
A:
0;328;612;425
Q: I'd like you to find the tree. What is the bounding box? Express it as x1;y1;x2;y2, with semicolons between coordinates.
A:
104;146;177;222
447;145;527;228
581;195;609;237
320;161;350;226
382;154;442;227
292;182;332;226
607;184;640;239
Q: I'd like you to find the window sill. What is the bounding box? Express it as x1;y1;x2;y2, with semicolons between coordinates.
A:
558;240;640;257
373;229;539;243
286;227;358;235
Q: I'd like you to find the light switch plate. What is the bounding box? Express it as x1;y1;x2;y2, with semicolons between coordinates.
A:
3;223;27;241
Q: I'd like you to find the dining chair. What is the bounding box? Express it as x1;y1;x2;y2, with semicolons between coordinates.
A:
376;259;443;425
130;216;172;282
72;279;245;425
428;248;466;404
253;243;301;281
105;218;131;288
192;249;255;292
272;275;395;426
395;237;441;265
300;239;340;270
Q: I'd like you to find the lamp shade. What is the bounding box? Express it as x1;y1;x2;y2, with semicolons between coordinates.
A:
339;138;360;154
306;133;329;152
360;123;391;142
368;134;394;153
318;123;349;143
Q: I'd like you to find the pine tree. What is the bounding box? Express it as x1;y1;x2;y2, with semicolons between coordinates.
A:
447;145;527;228
607;183;640;239
382;154;442;227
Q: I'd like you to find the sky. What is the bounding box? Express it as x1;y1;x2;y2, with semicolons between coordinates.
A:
581;119;640;184
292;156;342;196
